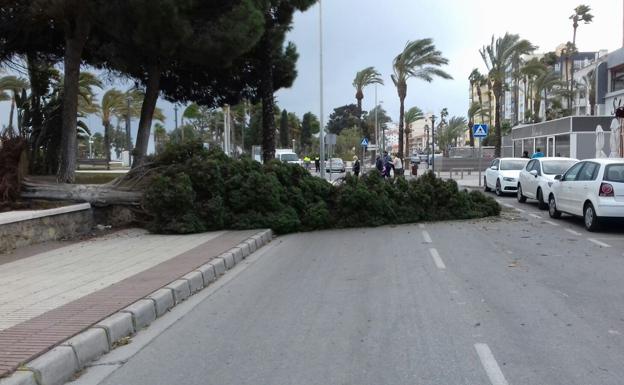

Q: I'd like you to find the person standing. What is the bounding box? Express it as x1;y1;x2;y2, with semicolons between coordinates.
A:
532;148;544;158
352;155;361;178
375;155;384;174
521;151;529;158
393;154;403;177
382;151;393;178
314;156;320;173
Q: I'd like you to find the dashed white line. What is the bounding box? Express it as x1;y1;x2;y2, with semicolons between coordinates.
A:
515;208;526;213
565;229;582;236
475;343;510;385
554;289;570;298
543;220;559;227
429;248;446;269
418;223;425;229
422;231;432;243
529;213;542;219
588;238;611;248
503;203;514;209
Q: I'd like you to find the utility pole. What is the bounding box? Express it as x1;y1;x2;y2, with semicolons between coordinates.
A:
431;114;437;173
125;96;132;163
319;0;326;178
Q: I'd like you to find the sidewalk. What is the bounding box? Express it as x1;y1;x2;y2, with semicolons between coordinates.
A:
0;228;265;378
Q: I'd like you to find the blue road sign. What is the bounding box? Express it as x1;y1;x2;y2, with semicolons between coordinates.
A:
473;124;489;138
360;138;369;147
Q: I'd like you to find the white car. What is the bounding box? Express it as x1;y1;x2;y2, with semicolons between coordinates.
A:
517;157;579;209
326;158;345;173
484;158;530;196
548;159;624;231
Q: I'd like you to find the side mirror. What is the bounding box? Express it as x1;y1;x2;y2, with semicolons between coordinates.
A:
554;174;562;181
530;170;539;177
490;166;498;170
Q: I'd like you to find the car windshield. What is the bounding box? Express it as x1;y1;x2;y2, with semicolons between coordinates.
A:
500;159;528;170
604;164;624;182
330;158;343;163
542;160;577;175
280;153;298;162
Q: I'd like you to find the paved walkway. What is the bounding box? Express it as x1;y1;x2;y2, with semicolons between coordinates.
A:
0;228;260;377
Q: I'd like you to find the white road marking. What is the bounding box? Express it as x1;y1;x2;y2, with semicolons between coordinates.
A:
529;213;542;219
418;224;425;229
503;203;514;209
608;330;621;335
515;208;526;213
475;343;510;385
543;220;559;226
565;229;582;236
429;248;446;269
588;238;611;248
422;231;432;243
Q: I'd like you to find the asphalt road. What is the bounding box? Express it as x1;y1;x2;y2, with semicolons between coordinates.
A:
89;192;624;385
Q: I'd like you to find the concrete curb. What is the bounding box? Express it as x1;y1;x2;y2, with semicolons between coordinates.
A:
0;229;272;385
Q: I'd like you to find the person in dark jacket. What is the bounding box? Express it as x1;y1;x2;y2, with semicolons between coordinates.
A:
352;155;361;178
375;155;383;174
314;156;320;173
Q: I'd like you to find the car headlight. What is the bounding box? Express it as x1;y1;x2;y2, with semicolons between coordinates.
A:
503;177;515;182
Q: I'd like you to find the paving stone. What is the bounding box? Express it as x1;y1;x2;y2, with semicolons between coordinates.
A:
221;253;235;269
0;371;37;385
209;258;226;276
229;248;244;263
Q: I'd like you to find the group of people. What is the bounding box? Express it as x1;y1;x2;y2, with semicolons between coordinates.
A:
303;156;322;173
521;148;559;159
374;151;403;178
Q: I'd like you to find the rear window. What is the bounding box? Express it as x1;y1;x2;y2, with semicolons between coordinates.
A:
604;164;624;182
280;153;298;162
500;159;528;170
542;160;577;175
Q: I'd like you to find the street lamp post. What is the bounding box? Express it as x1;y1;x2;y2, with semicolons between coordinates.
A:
319;0;326;178
125;96;132;164
88;137;94;159
430;114;437;173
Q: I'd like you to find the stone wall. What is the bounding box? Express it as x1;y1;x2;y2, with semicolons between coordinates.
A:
0;209;94;254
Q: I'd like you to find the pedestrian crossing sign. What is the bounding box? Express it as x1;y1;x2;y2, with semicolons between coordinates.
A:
360;138;369;147
473;124;488;138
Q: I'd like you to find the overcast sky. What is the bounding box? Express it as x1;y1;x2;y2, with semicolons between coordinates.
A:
1;0;622;153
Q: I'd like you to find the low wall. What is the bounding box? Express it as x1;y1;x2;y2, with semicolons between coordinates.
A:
0;203;93;254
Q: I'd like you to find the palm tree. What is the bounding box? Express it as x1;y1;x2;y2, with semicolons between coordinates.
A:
437;116;467;155
353;67;383;123
582;69;596;115
480;33;535;156
568;5;593;110
392;38;452;159
404;106;424;154
467;102;489;147
98;89;125;167
153;122;168;154
533;68;565;122
520;58;544;122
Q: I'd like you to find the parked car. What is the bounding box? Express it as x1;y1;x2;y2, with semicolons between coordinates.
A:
548;159;624;231
517;157;579;209
326;158;345;173
484;158;530;196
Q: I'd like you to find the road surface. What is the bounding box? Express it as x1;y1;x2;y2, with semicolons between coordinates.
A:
83;192;624;385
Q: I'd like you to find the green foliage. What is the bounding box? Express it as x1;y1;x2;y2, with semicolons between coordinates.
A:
279;109;289;147
143;141;500;235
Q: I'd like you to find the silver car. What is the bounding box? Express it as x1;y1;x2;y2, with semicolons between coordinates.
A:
326;158;345;173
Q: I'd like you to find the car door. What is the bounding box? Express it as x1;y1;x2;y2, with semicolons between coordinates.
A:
486;159;499;188
525;160;540;198
570;162;600;215
557;161;585;213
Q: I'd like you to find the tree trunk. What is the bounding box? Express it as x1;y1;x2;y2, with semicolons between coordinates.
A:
27;53;46;173
21;178;142;207
132;64;161;168
477;86;484;123
533;94;541;123
58;15;90;183
469;121;475;147
397;91;405;159
259;32;276;163
8;96;15;133
104;121;111;170
494;81;503;158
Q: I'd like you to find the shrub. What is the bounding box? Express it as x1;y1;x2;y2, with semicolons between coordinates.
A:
142;141;499;234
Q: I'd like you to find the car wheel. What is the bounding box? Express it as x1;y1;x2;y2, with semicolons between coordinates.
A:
548;195;561;219
537;188;548;210
584;202;600;232
495;179;502;196
484;177;491;192
517;184;527;203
